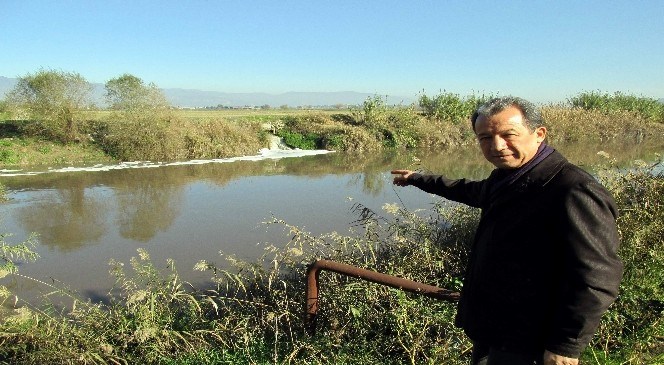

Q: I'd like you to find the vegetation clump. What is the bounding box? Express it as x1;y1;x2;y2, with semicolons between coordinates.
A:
569;91;664;123
4;69;92;144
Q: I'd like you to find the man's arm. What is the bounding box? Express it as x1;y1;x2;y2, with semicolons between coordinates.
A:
391;169;415;186
547;179;623;357
391;169;486;208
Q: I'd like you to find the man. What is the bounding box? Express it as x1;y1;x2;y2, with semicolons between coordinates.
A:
392;97;623;365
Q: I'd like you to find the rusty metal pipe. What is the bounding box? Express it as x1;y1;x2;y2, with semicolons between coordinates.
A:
305;259;460;335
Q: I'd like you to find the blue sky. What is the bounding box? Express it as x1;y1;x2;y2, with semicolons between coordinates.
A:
2;1;663;103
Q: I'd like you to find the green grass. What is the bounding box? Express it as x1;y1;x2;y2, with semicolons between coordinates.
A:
568;91;664;123
0;135;112;167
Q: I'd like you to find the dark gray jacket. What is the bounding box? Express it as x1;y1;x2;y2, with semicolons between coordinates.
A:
408;150;622;357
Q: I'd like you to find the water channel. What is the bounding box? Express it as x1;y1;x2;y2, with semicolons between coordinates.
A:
1;140;662;307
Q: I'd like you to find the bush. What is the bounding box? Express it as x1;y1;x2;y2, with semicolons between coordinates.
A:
94;115;179;161
183;119;266;159
277;130;321;150
276;113;381;151
418;92;491;125
569;91;664;124
0;147;19;165
93;115;266;162
5;69;92;143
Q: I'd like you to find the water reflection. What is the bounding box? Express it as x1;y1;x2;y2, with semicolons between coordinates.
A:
0;139;661;304
111;169;184;242
16;187;107;250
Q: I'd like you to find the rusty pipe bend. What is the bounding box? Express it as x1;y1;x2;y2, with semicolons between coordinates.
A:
305;259;460;335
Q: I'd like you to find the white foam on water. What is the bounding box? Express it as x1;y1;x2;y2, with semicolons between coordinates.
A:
0;148;334;177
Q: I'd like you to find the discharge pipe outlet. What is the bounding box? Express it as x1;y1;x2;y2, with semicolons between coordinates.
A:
305;259;460;335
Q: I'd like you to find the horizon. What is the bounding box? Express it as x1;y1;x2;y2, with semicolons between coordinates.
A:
2;1;663;105
2;74;663;109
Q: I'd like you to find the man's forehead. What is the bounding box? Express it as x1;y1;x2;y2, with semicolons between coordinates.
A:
476;115;527;132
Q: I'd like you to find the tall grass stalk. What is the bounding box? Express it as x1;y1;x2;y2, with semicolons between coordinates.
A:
0;183;7;202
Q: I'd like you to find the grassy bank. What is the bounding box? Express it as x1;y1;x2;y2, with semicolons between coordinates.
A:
1;92;663;167
0;161;661;364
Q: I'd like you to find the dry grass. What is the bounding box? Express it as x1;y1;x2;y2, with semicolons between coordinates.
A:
542;107;660;143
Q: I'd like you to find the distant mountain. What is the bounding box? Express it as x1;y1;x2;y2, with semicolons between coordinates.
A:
161;88;413;108
0;76;17;96
0;76;414;108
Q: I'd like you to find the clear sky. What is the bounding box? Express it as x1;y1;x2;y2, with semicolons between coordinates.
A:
2;0;663;103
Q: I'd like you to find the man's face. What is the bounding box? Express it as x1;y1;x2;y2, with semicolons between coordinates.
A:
474;106;546;169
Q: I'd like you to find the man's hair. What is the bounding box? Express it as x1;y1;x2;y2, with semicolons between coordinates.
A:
471;96;543;131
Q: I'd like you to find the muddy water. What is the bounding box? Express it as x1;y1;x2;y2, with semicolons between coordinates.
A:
0;141;662;306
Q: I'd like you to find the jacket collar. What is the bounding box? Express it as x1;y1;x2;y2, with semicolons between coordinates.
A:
483;149;568;206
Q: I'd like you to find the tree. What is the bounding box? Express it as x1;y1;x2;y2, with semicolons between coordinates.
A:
105;74;170;114
6;69;92;143
98;74;172;161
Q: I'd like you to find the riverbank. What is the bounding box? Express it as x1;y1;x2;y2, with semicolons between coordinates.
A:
2;93;663;168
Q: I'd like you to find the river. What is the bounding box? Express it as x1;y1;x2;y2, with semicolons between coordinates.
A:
1;140;662;307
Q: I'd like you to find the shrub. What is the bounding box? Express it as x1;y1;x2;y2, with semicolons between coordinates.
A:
277;130;320;150
5;69;92;143
0;233;38;299
183;119;265;159
418;92;491;125
0;148;19;165
94;115;178;161
276;113;379;151
93;115;266;162
569;91;664;123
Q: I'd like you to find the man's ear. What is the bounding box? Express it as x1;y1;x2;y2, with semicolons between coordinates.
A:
535;126;547;142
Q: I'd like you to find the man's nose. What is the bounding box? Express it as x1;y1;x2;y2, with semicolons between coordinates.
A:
491;136;507;151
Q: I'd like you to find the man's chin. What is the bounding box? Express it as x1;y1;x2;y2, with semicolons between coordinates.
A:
491;159;521;169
